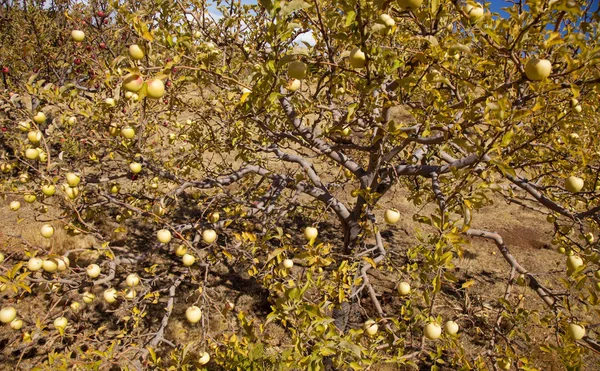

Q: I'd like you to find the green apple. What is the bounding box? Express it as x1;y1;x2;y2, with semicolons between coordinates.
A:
70;302;81;311
186;305;202;323
27;257;43;271
364;319;378;336
157;229;172;243
9;201;20;211
128;44;145;60
202;229;217;244
63;185;79;199
146;79;165;99
122;73;144;92
384;209;401;224
568;323;585;340
288;61;307;80
71;30;85;42
40;224;54;238
304;226;318;241
86;264;101;278
423;322;442;339
0;307;17;323
105;98;116;107
23;194;36;203
349;48;366;68
444;320;459;335
68;116;77;125
525;58;552;81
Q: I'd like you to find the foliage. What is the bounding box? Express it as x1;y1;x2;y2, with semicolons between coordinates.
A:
1;0;600;369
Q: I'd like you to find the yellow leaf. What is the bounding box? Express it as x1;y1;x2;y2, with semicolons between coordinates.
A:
462;279;475;289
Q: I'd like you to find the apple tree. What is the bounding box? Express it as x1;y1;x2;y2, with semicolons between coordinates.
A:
1;0;600;369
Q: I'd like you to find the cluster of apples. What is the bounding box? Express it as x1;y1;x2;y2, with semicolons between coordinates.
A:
121;45;165;100
26;255;70;273
157;224;219;267
362;317;459;339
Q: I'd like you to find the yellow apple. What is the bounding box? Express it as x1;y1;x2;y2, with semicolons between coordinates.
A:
186;305;202;323
349;48;366;68
28;130;42;143
63;185;79;199
129;162;142;174
423;322;442;340
128;44;144;60
40;224;54;238
380;14;395;27
568;323;585;340
53;317;68;330
198;351;210;365
182;253;196;266
384;208;401;224
304;226;318;241
287;78;301;92
288;61;307;80
71;30;85;42
10;318;23;330
364;319;378;336
398;282;411;296
397;0;423;9
56;257;69;271
122;73;144;92
9;201;20;211
525;58;552;81
175;244;188;257
126;274;140;287
68;116;77;125
17;121;31;132
103;288;117;303
464;3;484;22
202;229;217;244
146;79;165;99
444;320;459;335
574;105;582;113
82;292;95;303
66;172;81;187
41;184;56;196
42;259;58;273
124;289;136;300
121;126;135;139
33;112;46;124
208;212;220;223
25;148;40;160
0;307;17;324
565;176;584;193
105;97;116;107
23;194;37;203
27;257;42;271
86;264;101;278
566;255;584;272
157;229;172;243
283;259;294;269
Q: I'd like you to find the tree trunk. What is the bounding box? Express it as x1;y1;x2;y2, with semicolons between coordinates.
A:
342;219;362;254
